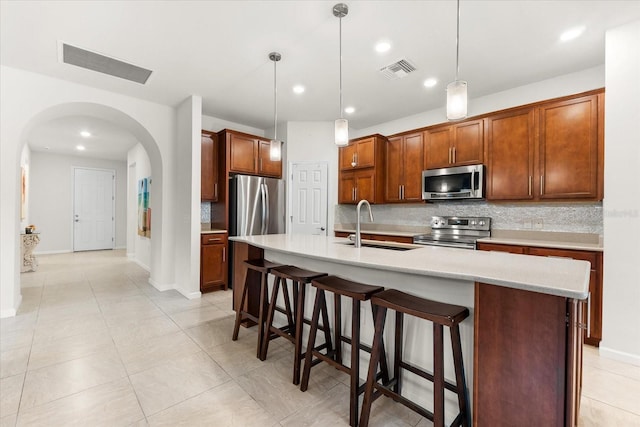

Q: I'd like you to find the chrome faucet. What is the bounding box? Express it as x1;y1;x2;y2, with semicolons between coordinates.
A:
355;199;374;248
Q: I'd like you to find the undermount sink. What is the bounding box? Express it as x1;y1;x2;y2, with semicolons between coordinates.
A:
336;240;419;251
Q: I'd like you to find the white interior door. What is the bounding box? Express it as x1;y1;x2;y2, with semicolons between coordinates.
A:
290;162;328;235
74;168;115;251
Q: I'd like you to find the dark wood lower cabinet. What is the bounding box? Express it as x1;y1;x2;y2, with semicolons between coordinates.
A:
200;233;228;292
474;283;583;427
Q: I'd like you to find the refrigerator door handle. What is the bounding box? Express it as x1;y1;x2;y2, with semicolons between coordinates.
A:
262;183;270;234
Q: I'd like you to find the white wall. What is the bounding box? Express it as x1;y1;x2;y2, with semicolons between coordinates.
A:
601;20;640;366
174;96;202;299
284;121;337;234
202;114;264;136
353;65;605;138
127;143;152;270
28;151;127;254
0;65;177;317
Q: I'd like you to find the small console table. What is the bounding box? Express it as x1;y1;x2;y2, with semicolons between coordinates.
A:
21;233;40;272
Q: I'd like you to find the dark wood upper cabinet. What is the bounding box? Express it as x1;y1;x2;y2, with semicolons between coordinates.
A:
424;119;484;169
258;140;282;177
485;109;536;200
337;135;386;204
339;136;378;171
385;132;424;202
201;131;218;201
538;94;600;200
221;129;282;179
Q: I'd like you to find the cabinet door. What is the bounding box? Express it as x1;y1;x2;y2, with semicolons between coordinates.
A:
354;169;375;202
538;95;599;199
402;133;424;201
258;141;282;178
201;241;227;292
385;137;403;202
229;134;257;174
424;127;452;169
355;137;375;168
339;144;358;170
338;172;356;204
452;119;484;166
486;109;535;200
201;133;215;200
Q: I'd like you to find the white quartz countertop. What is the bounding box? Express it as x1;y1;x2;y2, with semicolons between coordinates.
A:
200;229;227;234
231;234;590;300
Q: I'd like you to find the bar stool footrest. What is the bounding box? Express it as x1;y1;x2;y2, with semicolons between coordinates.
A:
398;360;460;395
374;383;434;422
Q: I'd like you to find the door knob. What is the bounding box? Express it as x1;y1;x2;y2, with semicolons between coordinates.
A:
320;227;326;231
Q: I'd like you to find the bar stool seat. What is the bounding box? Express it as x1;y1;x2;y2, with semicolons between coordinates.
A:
260;265;328;385
300;275;389;427
360;288;470;427
232;259;286;358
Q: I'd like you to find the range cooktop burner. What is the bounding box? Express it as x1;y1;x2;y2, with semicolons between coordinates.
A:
413;216;491;249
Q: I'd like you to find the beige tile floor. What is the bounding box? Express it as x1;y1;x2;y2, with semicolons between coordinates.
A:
1;250;639;426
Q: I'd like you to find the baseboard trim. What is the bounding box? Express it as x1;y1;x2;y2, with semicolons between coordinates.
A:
148;277;173;292
33;249;72;255
176;287;202;300
599;344;640;366
131;258;150;272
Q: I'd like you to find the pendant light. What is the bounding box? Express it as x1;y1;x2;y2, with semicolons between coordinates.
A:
269;52;283;161
333;3;349;146
447;0;467;120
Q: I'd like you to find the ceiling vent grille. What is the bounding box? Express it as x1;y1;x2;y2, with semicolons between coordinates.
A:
379;59;417;80
60;43;152;84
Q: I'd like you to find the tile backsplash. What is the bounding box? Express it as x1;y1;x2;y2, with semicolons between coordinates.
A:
201;202;211;223
335;201;603;234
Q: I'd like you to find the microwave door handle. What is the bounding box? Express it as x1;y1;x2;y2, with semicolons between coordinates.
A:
471;170;476;195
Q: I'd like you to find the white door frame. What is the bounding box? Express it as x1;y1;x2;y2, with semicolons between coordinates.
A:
72;166;116;251
288;161;329;236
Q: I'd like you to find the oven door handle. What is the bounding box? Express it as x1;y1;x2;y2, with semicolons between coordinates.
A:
413;240;476;250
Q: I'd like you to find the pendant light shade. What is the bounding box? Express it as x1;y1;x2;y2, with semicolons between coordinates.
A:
447;0;467;121
268;52;283;161
333;3;349;146
446;80;467;120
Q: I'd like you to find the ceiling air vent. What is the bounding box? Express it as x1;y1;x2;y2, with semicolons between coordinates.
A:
379;59;417;80
60;42;152;84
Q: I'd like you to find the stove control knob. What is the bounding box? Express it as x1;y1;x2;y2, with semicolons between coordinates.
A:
479;221;485;226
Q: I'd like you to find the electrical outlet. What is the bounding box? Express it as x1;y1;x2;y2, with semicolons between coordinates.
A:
523;219;533;229
533;218;544;229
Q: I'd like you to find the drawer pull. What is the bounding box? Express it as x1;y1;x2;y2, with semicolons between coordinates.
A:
207;238;222;243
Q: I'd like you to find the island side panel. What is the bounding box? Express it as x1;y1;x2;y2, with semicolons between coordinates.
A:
474;282;574;427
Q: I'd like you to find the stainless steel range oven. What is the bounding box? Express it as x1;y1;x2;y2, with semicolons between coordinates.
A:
413;216;491;250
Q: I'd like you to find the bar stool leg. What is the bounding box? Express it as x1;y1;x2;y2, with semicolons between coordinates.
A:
451;325;470;427
232;274;251;341
260;276;281;361
433;323;445;427
256;271;269;359
300;289;324;392
293;280;305;385
349;299;361;427
360;305;388;427
334;294;342;364
394;311;404;394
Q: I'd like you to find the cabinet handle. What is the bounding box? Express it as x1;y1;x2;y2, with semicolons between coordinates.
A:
448;147;452;164
354;187;358;201
528;176;532;196
260;158;263;171
399;185;402;200
352;187;355;201
207;238;222;243
540;175;544;196
214;183;218;199
401;185;405;200
453;147;456;164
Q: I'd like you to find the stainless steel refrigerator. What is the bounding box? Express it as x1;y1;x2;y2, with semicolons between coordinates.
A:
228;174;285;287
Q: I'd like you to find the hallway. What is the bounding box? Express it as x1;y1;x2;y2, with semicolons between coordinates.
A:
1;251;639;426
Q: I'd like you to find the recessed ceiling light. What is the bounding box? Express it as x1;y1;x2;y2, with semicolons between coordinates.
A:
375;42;391;53
293;85;305;94
76;145;86;151
560;26;585;42
423;78;438;88
344;106;355;114
80;131;91;138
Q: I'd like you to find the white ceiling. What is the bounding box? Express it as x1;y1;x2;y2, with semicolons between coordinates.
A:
2;1;640;159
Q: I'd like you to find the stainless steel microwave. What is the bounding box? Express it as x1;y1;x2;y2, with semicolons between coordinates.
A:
421;164;485;201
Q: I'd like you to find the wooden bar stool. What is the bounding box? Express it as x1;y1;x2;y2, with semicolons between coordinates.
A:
300;275;389;427
232;259;285;358
359;289;470;427
259;265;328;385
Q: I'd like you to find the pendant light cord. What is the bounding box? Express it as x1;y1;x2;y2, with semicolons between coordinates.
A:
339;14;343;119
455;0;460;81
273;58;278;141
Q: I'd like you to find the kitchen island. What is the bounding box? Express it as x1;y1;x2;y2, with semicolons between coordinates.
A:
230;234;590;426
